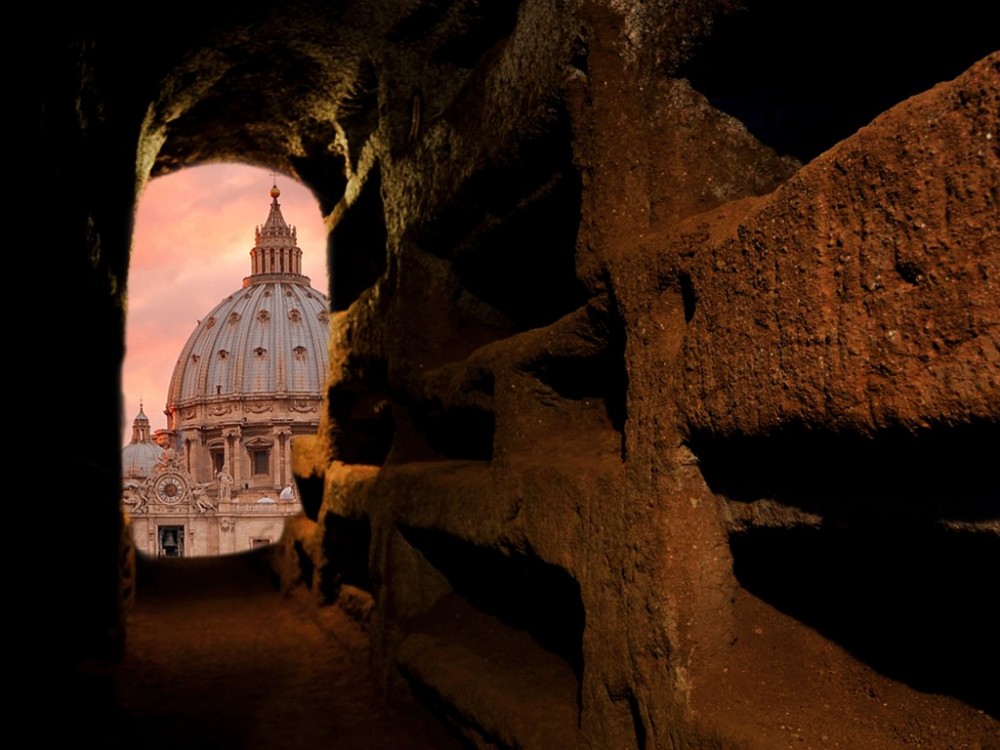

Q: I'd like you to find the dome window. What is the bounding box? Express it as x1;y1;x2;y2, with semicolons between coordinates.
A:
257;310;271;322
288;309;302;322
228;312;241;324
205;316;216;329
294;346;307;361
218;349;229;360
254;347;267;358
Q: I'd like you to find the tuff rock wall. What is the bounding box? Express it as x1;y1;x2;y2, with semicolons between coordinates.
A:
37;1;997;748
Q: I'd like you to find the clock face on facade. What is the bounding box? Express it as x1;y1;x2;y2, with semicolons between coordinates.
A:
154;472;189;504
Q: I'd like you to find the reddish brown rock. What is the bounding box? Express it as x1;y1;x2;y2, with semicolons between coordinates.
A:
675;53;999;437
40;3;999;749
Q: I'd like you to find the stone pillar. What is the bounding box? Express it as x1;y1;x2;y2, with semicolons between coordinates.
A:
224;427;242;492
276;427;291;488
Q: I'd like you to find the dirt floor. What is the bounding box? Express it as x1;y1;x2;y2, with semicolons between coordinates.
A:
87;550;459;750
67;549;998;750
692;590;1000;750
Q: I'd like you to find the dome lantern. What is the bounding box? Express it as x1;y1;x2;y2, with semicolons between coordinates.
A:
249;182;304;281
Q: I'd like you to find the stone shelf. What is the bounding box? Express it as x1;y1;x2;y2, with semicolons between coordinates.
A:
380;458;620;575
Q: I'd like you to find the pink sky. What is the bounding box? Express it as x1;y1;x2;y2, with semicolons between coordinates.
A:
123;164;328;444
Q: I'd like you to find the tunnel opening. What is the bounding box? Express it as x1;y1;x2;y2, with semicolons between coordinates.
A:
678;0;1000;162
122;164;330;559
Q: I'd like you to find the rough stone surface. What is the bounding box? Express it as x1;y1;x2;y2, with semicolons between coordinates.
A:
38;2;999;748
673;55;999;437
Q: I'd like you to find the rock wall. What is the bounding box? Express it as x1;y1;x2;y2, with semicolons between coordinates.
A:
38;1;997;747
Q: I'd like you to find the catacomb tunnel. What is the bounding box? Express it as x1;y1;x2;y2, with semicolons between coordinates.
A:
38;0;998;747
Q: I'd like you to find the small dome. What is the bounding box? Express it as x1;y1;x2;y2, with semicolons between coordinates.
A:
122;404;165;480
279;485;295;501
122;442;165;480
257;497;277;504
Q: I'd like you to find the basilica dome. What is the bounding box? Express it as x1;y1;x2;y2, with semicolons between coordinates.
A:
166;186;330;411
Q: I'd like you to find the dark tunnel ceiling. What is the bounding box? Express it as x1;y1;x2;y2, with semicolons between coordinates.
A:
147;0;516;211
146;0;382;194
146;0;1000;190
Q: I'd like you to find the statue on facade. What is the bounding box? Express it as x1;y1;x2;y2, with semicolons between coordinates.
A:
192;483;217;513
217;469;234;502
122;482;149;514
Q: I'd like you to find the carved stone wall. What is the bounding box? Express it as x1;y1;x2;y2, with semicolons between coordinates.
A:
38;1;997;747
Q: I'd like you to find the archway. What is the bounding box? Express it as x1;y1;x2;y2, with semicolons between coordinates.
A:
123;164;330;558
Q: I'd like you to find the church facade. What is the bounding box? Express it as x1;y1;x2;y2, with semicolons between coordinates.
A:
122;184;330;557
